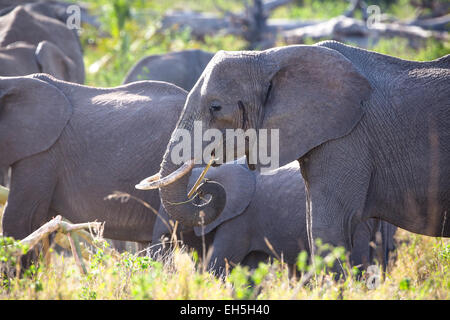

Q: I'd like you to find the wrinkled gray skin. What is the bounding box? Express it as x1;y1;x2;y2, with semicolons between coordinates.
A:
0;5;85;187
123;49;214;91
0;74;186;266
155;41;449;266
152;161;397;275
0;5;84;83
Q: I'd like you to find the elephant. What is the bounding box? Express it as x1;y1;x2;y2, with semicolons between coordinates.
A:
123;49;214;91
0;1;97;29
0;73;187;267
136;41;449;267
0;0;33;11
151;160;397;275
0;40;86;187
0;5;85;188
0;5;85;83
0;40;82;82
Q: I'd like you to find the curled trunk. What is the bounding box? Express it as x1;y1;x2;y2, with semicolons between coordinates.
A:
157;136;226;228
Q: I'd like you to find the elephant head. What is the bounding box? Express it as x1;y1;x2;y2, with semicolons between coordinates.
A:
0;41;80;83
0;75;72;169
0;5;85;84
34;41;80;83
186;160;256;236
137;43;372;227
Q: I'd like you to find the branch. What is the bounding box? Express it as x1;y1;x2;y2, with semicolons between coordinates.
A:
17;215;103;255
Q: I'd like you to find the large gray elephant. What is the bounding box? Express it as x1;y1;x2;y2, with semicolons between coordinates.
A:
0;40;85;187
123;49;214;91
137;41;449;264
151;160;397;275
0;5;85;83
0;74;186;266
0;4;86;188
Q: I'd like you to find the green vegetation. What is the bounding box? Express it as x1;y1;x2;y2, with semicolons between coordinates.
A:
80;0;449;87
0;0;449;299
0;227;448;299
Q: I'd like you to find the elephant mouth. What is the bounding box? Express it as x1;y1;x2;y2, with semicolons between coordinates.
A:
135;156;218;199
135;159;195;190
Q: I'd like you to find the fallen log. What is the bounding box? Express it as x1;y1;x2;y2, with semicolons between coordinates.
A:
1;214;117;275
160;10;236;38
406;14;450;31
282;15;449;46
161;8;448;50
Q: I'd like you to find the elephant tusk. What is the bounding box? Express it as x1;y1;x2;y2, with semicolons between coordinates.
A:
0;185;9;205
187;157;217;199
141;172;161;183
135;159;195;190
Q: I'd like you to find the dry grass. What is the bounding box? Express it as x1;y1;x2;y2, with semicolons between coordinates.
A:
1;201;448;300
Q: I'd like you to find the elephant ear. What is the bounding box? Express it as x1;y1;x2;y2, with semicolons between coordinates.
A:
35;41;78;83
191;161;256;236
261;45;372;167
0;76;72;168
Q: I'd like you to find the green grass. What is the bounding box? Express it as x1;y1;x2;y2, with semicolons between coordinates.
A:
271;0;351;20
0;0;449;300
1;220;448;299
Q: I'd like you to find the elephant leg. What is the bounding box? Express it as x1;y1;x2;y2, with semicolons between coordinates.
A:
348;219;381;279
379;222;397;272
136;241;150;256
241;251;271;270
300;145;372;273
149;206;174;259
206;222;251;277
2;154;57;269
0;167;10;187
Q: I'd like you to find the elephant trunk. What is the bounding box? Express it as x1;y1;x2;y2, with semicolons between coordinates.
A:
140;120;225;228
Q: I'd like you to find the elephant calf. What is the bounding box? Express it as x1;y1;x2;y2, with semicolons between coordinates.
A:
152;160;397;275
123;49;214;91
0;74;187;266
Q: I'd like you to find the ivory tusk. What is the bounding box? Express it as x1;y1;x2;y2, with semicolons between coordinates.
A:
187;157;217;199
142;173;161;183
135;159;195;190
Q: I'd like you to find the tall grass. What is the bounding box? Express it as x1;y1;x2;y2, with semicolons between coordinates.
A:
1;220;448;299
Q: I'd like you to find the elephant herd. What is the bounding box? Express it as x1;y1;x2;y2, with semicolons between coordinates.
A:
0;2;448;277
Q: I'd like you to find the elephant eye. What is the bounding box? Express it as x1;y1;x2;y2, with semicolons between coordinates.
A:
264;81;273;105
209;103;222;112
